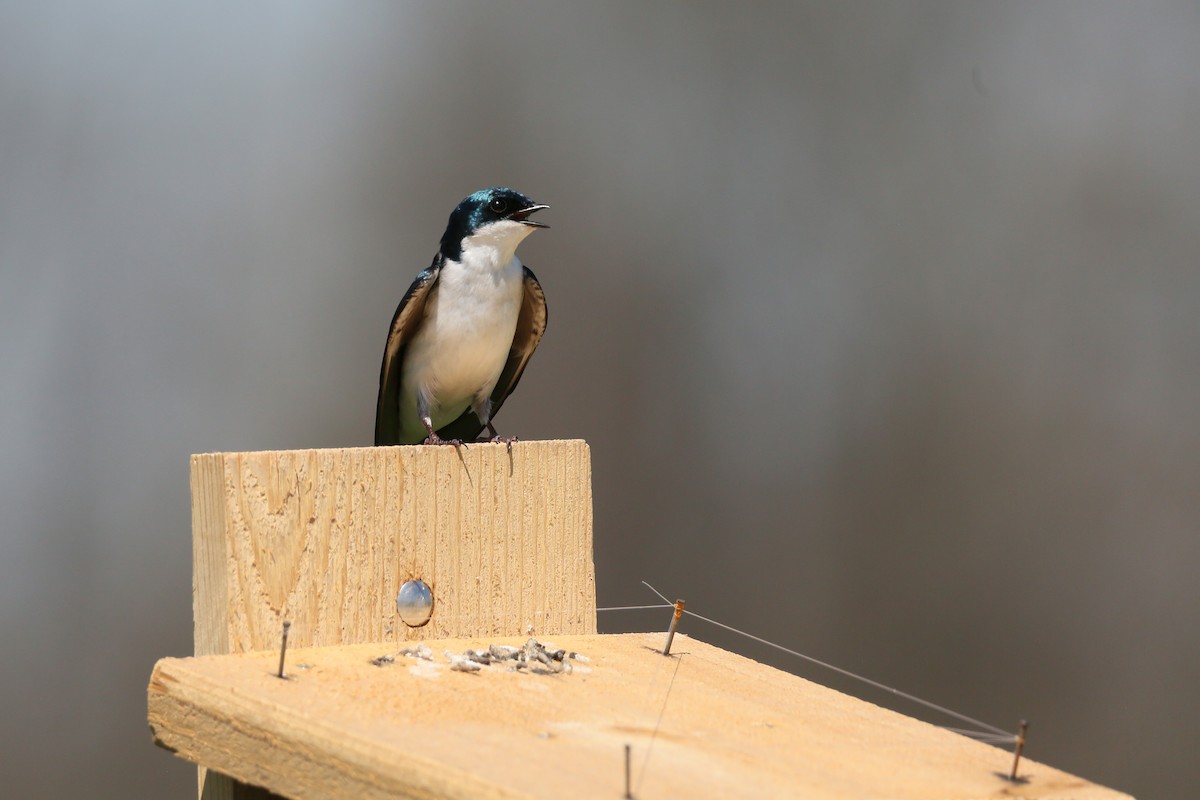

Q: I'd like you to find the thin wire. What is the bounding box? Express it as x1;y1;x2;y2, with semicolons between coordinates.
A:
942;727;1018;744
598;603;675;612
641;581;1012;739
642;580;671;605
637;653;684;794
684;607;1011;737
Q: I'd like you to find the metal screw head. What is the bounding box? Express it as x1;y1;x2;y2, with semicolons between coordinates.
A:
396;579;433;627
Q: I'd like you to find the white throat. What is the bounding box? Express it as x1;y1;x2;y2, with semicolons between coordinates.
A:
458;219;537;272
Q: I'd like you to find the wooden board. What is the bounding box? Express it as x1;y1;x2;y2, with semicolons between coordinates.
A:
188;440;594;797
190;441;596;657
148;632;1132;800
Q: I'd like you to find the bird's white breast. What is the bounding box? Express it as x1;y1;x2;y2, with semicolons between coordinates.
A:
399;227;529;437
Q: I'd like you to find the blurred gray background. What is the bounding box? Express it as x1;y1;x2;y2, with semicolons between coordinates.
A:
1;2;1196;797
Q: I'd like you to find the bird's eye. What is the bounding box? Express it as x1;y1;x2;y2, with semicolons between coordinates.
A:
488;197;508;214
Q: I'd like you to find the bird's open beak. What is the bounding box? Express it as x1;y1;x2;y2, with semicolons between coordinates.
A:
511;204;549;228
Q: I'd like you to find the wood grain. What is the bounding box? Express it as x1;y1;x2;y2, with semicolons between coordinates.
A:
190;441;595;657
150;633;1133;800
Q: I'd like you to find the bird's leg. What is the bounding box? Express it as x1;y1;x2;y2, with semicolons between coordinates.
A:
472;396;516;451
419;397;463;449
485;421;518;454
484;420;518;444
421;415;444;445
422;423;465;450
479;417;517;455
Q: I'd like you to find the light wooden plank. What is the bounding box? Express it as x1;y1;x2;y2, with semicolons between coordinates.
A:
149;633;1132;800
190;441;595;658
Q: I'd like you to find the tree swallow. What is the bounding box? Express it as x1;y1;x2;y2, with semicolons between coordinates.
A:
374;187;549;446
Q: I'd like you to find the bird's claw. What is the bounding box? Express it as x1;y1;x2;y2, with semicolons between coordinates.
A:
423;433;465;450
492;434;517;455
475;431;517;454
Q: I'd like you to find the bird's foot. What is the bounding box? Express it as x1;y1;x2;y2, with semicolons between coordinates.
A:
423;432;465;449
478;422;516;452
489;434;518;455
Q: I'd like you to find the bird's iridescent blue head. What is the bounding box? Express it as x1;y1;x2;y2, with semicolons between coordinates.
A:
439;187;548;260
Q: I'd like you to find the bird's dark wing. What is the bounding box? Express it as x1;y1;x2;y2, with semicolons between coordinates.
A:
436;265;548;441
374;263;441;445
